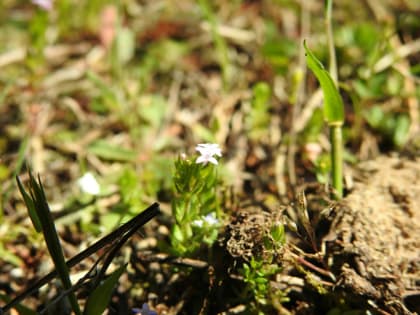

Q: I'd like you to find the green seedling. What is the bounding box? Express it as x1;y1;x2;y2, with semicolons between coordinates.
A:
16;171;81;315
304;41;345;198
240;257;286;314
170;144;222;256
4;173;160;314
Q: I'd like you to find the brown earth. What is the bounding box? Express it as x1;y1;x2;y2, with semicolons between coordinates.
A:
224;154;419;315
323;154;420;314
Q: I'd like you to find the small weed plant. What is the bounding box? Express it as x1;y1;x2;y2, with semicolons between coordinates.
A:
169;143;222;256
239;221;288;314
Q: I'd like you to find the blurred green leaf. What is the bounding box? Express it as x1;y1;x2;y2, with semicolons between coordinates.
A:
353;74;387;99
192;124;216;143
118;167;143;213
262;21;297;74
113;27;135;66
247;82;271;140
137;95;167;128
88;140;137;162
148;39;190;72
83;264;127;315
172;224;184;243
364;106;410;147
0;242;23;266
393;115;410;147
354;23;381;53
0;164;9;181
86;71;119;113
364;105;384;128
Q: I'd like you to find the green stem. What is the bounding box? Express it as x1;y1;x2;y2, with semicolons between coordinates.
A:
325;0;337;83
198;0;229;90
330;123;343;198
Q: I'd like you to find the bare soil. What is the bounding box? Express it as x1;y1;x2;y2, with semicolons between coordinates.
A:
322;155;420;314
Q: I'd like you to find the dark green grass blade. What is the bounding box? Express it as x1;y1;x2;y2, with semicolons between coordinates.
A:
16;175;42;232
1;202;160;314
21;172;81;315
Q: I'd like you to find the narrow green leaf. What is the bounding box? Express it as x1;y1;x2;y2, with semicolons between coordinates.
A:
83;264;127;315
0;242;23;267
0;293;38;315
88;140;137;162
26;172;81;315
16;176;42;232
304;41;344;124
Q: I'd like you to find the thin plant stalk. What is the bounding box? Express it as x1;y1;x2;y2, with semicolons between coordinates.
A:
325;0;342;198
325;0;337;83
198;0;230;90
304;41;344;198
330;123;343;198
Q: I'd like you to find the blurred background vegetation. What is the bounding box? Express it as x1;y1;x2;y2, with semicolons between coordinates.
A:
0;0;419;313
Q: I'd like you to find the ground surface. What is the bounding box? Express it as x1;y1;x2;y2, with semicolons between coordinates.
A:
0;1;419;314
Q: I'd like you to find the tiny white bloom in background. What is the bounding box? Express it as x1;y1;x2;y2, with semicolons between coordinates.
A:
77;172;100;195
304;142;322;163
193;212;219;228
195;143;222;165
32;0;53;10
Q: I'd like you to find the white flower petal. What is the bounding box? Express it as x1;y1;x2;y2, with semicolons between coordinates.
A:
207;156;218;165
195;143;222;165
32;0;53;10
203;212;218;225
192;219;204;227
196;155;209;165
77;172;100;195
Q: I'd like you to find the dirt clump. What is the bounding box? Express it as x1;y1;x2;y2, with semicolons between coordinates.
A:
324;155;420;314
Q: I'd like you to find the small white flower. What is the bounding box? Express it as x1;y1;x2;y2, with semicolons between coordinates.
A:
32;0;53;10
195;143;222;165
77;172;100;195
304;142;322;163
192;212;219;228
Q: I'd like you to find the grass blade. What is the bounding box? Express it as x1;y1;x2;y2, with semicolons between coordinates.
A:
19;172;82;315
16;175;42;232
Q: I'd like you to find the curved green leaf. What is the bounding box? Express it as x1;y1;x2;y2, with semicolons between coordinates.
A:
83;264;127;315
304;41;344;124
